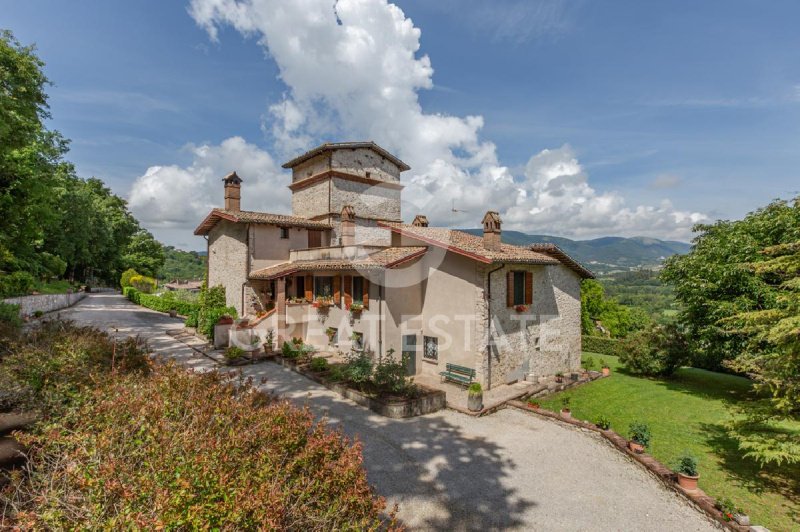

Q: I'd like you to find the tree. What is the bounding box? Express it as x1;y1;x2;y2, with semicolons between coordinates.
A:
581;279;651;338
661;198;800;370
122;230;165;278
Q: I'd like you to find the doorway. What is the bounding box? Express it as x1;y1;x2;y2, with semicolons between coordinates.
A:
402;334;417;376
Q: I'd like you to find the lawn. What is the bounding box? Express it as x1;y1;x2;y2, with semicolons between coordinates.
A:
538;353;800;531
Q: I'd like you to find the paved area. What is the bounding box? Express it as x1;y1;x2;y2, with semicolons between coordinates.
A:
57;294;718;531
414;373;536;412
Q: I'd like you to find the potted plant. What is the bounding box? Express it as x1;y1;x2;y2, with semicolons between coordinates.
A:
325;327;337;345
582;356;595;377
527;398;540;410
601;362;611;377
217;314;234;325
467;383;483;412
560;396;571;418
263;329;275;354
169;308;178;318
675;453;699;491
628;422;650;453
595;415;611;430
224;346;245;366
348;301;364;316
716;498;747;524
555;371;564;383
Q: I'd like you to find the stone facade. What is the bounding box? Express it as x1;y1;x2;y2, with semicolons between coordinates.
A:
208;220;248;314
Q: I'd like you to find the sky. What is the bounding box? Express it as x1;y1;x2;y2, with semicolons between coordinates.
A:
3;0;800;250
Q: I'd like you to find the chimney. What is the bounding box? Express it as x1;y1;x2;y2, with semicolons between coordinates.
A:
223;171;243;211
412;214;429;227
341;205;356;246
482;211;502;252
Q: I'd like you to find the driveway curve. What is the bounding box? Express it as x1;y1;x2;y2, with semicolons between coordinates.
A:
58;294;718;531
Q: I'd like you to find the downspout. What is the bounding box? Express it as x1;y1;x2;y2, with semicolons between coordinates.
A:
241;224;251;317
485;263;505;389
378;281;384;356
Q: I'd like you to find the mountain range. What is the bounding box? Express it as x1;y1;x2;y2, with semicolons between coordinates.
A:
461;229;691;273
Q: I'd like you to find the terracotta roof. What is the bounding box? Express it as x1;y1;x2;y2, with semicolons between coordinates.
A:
281;141;411;171
194;209;332;235
249;246;427;280
379;223;594;278
529;244;595;279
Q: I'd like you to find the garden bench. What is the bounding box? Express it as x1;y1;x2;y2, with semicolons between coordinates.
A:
439;363;476;386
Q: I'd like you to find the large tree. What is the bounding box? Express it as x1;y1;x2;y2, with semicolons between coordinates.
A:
122;229;165;278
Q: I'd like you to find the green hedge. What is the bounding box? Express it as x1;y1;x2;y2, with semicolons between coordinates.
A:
198;306;237;339
582;335;625;358
124;287;201;317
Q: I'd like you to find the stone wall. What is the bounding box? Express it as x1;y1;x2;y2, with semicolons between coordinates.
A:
330;147;401;182
330;176;401;221
208;220;248;315
3;292;86;317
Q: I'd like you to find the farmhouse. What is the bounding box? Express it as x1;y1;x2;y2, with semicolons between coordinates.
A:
195;142;593;388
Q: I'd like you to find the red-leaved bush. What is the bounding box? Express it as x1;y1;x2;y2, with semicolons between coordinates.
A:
4;364;396;530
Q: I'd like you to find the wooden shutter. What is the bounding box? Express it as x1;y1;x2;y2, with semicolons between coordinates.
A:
506;271;514;307
305;274;313;302
525;271;533;305
307;230;321;248
362;278;370;310
344;275;353;308
333;275;341;306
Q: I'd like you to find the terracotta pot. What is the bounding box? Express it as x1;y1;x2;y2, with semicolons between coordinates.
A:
602;367;611;377
628;441;645;454
560;409;571;419
217;316;234;325
676;472;699;491
467;392;483;412
528;403;540;410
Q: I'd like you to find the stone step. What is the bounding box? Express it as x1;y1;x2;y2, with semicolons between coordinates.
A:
0;413;37;436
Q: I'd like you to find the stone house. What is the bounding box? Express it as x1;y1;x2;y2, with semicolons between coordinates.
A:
195;142;593;388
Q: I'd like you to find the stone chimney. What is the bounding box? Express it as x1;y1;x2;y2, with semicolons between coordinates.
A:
341;205;356;246
412;214;429;227
223;171;242;211
482;211;502;251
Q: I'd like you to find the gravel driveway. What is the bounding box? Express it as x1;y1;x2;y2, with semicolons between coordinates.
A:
57;294;718;531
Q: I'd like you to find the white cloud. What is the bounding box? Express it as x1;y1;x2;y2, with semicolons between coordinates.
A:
128;136;286;236
130;0;706;246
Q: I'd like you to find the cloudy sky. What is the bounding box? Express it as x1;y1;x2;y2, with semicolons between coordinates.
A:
5;0;800;249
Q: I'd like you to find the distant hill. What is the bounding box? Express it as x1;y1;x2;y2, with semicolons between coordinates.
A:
158;246;206;281
461;229;691;273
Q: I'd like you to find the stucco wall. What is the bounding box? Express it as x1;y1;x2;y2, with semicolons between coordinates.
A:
3;292;87;317
208;220;248;315
330;147;401;182
249;224;308;271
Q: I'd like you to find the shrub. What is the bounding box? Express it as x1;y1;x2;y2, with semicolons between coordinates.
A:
628;422;651;447
197;306;237;339
468;382;482;394
596;415;611;430
618;323;689;377
675;453;698;476
310;357;329;372
120;268;138;289
124;287;201;318
225;346;244;361
343;350;373;387
185;310;198;328
282;341;296;358
582;335;625;358
372;349;411;394
561;396;571;410
0;271;36;297
716;498;743;522
129;274;157;294
0;302;21;329
3;365;393;529
583;356;595;371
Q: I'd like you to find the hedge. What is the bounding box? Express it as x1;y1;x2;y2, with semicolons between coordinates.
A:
124;287;200;317
582;335;625;358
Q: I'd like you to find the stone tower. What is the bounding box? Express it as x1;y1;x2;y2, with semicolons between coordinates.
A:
282;142;409;245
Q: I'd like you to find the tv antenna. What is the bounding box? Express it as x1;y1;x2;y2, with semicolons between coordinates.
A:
451;199;468;213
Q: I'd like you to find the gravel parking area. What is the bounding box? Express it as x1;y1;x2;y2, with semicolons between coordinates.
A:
58;294;719;531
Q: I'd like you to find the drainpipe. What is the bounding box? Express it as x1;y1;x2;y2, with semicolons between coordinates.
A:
378;281;384;356
485;263;505;389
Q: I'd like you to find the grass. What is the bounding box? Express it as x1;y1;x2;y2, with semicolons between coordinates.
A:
539;353;800;531
34;280;78;294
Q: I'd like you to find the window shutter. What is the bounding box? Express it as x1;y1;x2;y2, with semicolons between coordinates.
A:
333;275;341;306
506;271;514;307
362;278;370;310
525;271;533;305
344;275;353;308
305;274;313;302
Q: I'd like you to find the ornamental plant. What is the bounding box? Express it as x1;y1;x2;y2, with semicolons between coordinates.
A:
628;422;651;447
310;357;329;372
595;415;611;430
675;453;698;476
225;346;244;361
468;382;482;395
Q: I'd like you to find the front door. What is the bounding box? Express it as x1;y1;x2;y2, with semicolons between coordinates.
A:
402;334;417;376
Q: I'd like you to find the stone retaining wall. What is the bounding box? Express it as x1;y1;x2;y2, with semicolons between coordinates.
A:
3;292;87;317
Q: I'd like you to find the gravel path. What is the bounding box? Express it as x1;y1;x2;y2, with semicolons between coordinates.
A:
57;294;719;531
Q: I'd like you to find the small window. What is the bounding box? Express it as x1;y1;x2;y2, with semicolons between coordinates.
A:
513;271;526;306
314;276;333;299
295;276;305;299
280;227;289;239
352;276;364;304
423;336;438;361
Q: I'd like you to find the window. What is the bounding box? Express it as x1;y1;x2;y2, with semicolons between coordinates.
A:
507;270;533;307
423;336;438;361
295;276;305;299
351;331;364;351
280;227;289;239
314;276;334;299
513;271;525;306
352;276;364;304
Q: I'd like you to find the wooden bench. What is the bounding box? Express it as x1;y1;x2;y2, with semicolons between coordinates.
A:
439;363;476;386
